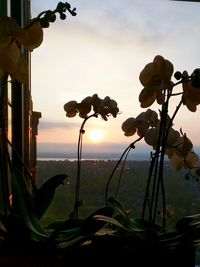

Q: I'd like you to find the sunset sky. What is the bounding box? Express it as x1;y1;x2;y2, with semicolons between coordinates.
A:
30;0;200;155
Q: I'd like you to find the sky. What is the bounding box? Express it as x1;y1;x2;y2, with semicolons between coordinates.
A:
30;0;200;155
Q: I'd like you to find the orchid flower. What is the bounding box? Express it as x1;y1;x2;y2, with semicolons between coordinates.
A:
139;55;174;108
0;17;43;84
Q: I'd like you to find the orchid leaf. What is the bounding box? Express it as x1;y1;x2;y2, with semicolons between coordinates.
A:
176;214;200;232
82;206;115;235
33;174;68;219
56;236;88;249
48;218;83;240
12;169;47;239
93;214;131;232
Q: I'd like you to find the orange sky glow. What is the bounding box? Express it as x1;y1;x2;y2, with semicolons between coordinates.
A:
31;0;200;155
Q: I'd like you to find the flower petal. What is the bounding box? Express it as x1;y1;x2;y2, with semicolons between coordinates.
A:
0;41;28;84
121;118;137;136
139;88;156;108
17;20;43;51
170;154;183;172
144;128;158;149
184;152;199;169
63;100;78;117
139;63;155;87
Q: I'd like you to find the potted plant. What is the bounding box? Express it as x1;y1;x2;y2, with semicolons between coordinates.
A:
0;3;115;265
1;1;200;266
62;55;200;266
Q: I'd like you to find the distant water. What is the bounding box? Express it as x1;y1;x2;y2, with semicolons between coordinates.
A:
37;152;151;161
38;158;73;161
37;157;122;161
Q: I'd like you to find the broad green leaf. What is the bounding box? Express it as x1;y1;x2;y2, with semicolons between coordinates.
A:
53;226;83;242
176;214;200;232
48;218;83;240
93;214;131;232
107;198;144;232
57;235;88;249
82;206;115;234
33;174;68;219
12;169;47;239
159;231;185;248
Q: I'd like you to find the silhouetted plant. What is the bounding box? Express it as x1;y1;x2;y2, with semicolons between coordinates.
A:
92;56;200;263
61;56;200;266
0;1;77;213
103;55;200;229
0;3;116;262
1;1;200;265
63;94;120;218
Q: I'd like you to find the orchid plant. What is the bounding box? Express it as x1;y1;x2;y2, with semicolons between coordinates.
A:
61;55;200;265
0;2;76;84
1;0;200;262
103;55;200;232
64;94;120;218
0;1;77;207
64;55;200;233
0;2;86;255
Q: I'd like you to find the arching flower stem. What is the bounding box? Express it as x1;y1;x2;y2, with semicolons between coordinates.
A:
114;147;131;200
153;92;170;228
74;113;98;219
105;136;143;206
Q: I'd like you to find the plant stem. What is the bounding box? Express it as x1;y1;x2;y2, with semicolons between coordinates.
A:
142;84;183;229
141;104;166;223
153;95;169;227
114;146;131;200
73;113;97;219
105;136;143;206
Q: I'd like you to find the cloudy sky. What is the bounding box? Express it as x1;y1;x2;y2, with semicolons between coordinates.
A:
30;0;200;154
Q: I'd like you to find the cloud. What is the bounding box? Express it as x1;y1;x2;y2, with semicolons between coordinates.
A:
37;140;150;154
66;0;179;45
38;120;79;130
31;0;200;149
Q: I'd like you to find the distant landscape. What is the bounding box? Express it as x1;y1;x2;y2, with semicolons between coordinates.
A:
37;143;200;162
37;142;152;161
37;151;151;161
36;159;200;232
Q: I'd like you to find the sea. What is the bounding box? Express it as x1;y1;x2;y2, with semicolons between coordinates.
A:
37;151;151;162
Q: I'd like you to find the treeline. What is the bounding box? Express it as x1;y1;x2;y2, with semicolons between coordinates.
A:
36;160;200;226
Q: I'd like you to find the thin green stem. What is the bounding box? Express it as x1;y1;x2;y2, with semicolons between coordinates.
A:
73;113;97;219
142;87;172;226
146;84;183;229
114;146;132;200
105;136;143;206
153;97;169;227
141;109;165;222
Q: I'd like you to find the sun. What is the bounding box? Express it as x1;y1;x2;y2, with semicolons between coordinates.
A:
89;129;105;143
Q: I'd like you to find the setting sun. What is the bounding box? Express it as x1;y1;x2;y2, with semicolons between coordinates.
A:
89;129;105;143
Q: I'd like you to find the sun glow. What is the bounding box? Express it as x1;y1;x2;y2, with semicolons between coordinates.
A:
89;129;105;143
